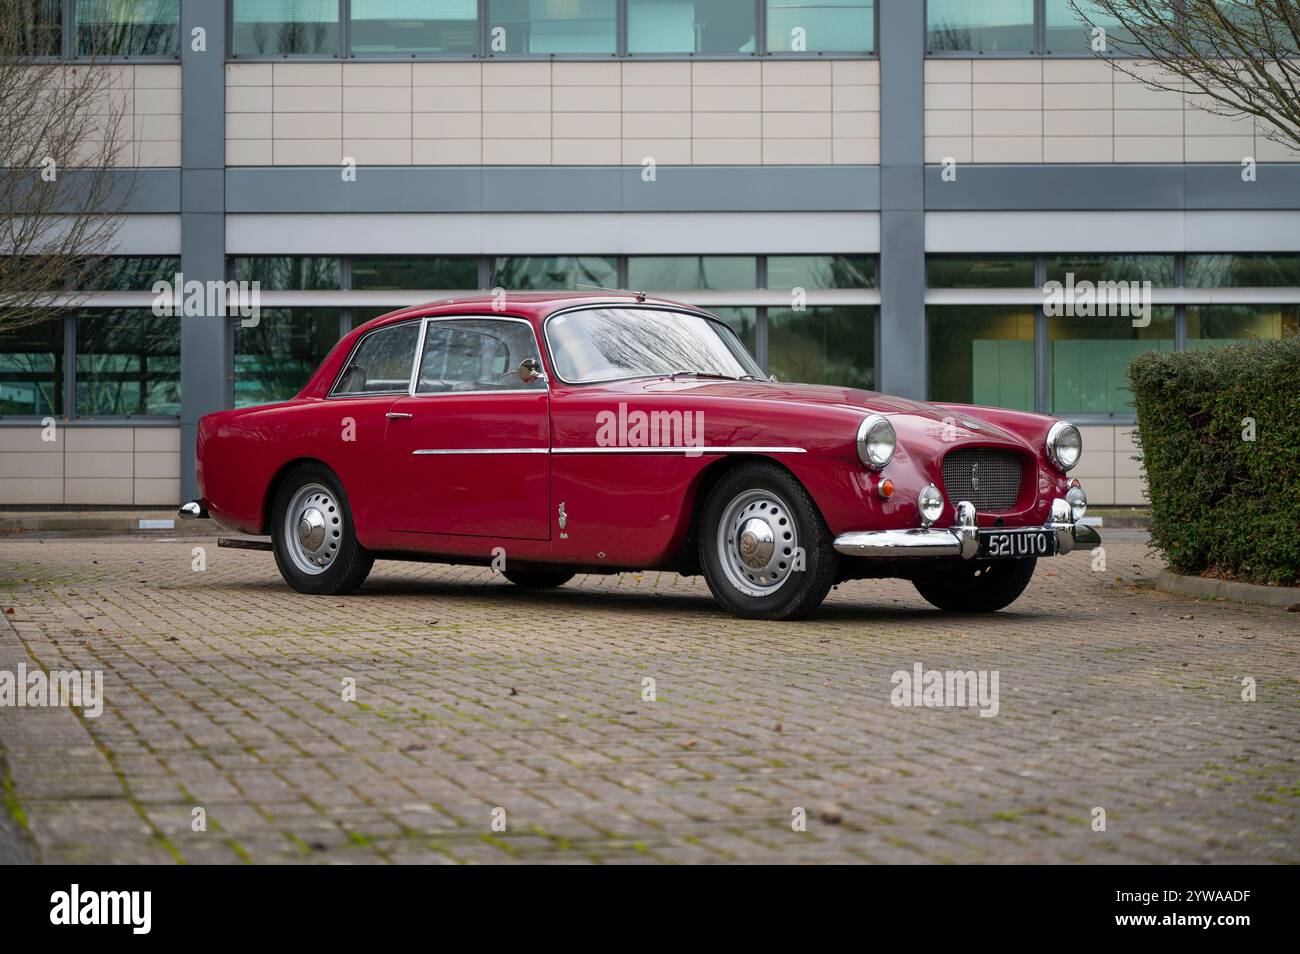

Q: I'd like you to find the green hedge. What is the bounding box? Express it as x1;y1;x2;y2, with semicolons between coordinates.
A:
1127;337;1300;586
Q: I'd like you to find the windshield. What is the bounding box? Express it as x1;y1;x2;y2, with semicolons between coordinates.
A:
545;307;764;384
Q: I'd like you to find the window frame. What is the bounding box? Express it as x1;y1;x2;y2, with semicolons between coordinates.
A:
924;0;1145;58
327;316;424;398
410;314;550;397
69;0;182;62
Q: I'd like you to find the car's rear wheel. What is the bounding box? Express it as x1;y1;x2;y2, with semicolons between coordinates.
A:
503;568;574;589
912;558;1036;613
271;463;373;595
699;462;838;620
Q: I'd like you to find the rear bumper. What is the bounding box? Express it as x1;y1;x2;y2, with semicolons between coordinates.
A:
833;499;1100;560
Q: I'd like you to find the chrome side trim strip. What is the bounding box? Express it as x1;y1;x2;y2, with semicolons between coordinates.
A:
551;446;807;455
413;448;549;455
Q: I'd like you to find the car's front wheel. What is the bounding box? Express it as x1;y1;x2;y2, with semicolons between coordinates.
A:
912;558;1036;612
699;462;838;620
271;463;374;595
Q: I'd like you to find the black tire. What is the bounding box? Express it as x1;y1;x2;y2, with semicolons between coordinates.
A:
912;558;1036;613
271;462;374;596
502;568;575;589
698;461;838;620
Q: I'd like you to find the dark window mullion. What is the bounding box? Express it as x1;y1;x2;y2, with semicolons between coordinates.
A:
1174;253;1188;351
1034;254;1047;414
63;311;76;418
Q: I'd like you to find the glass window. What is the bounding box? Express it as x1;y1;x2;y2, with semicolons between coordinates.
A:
1045;254;1175;287
927;0;1034;53
231;0;340;56
766;0;873;53
487;0;616;54
417;318;545;392
629;0;756;55
927;255;1035;288
0;315;63;416
76;0;180;56
350;256;478;290
927;305;1034;410
627;256;757;290
546;307;762;384
767;254;877;289
18;0;62;56
711;307;757;356
350;0;477;54
1185;254;1300;288
767;306;876;389
80;256;182;291
235;308;340;407
1048;308;1175;415
1187;305;1300;350
1044;0;1136;53
333;321;419;394
74;309;180;416
230;257;341;291
490;256;617;290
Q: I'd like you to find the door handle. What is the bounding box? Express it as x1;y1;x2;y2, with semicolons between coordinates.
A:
386;412;413;420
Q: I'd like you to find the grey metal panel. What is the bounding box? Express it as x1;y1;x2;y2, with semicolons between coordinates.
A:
179;0;228;503
225;166;882;214
925;164;1300;211
877;0;927;401
0;168;180;214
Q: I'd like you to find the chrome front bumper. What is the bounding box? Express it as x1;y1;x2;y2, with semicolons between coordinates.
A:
833;498;1100;560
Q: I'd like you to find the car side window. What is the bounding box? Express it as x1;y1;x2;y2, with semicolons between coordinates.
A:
333;322;419;395
416;319;545;394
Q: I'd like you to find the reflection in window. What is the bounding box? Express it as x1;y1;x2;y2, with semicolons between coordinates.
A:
231;0;340;56
627;256;757;290
766;0;873;53
417;319;544;392
767;255;877;289
350;256;478;290
768;306;876;389
1044;0;1135;53
77;0;180;56
80;256;182;291
927;0;1034;52
490;256;617;290
1048;308;1174;415
1045;254;1175;287
1187;305;1300;350
927;305;1034;410
1185;254;1300;288
334;322;419;394
0;316;63;415
629;0;756;54
235;308;341;407
18;0;62;56
230;256;341;291
75;310;180;416
927;255;1035;288
350;0;477;53
487;0;616;54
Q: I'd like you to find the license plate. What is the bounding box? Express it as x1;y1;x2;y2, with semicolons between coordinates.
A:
977;529;1055;560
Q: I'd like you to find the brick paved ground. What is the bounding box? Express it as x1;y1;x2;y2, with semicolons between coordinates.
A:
0;529;1296;864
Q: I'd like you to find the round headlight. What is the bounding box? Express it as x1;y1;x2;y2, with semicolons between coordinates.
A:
856;414;895;470
918;484;945;527
1067;485;1087;522
1045;420;1082;472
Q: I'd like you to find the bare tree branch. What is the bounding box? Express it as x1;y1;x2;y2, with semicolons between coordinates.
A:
0;0;138;336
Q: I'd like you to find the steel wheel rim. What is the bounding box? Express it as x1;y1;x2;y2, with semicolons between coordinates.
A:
283;482;343;575
716;488;798;598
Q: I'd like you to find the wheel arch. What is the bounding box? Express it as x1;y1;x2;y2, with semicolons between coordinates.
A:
261;457;341;534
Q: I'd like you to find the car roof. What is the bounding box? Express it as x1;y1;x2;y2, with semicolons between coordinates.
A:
355;291;706;334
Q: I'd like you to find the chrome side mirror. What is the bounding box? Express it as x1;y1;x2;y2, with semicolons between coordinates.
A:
518;358;546;384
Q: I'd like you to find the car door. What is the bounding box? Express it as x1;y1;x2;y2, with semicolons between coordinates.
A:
384;315;550;540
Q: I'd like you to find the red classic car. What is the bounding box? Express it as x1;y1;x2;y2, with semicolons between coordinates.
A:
182;292;1098;620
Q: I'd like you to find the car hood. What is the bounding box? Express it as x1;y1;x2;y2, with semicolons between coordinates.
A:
636;378;1024;444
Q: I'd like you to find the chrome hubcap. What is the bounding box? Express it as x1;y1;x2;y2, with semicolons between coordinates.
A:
283;483;342;575
716;489;798;598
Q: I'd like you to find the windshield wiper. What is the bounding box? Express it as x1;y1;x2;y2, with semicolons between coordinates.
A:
666;370;742;381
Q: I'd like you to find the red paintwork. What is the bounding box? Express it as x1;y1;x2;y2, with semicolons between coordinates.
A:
195;293;1076;570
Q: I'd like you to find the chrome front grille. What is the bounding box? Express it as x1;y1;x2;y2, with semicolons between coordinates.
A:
941;448;1022;512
